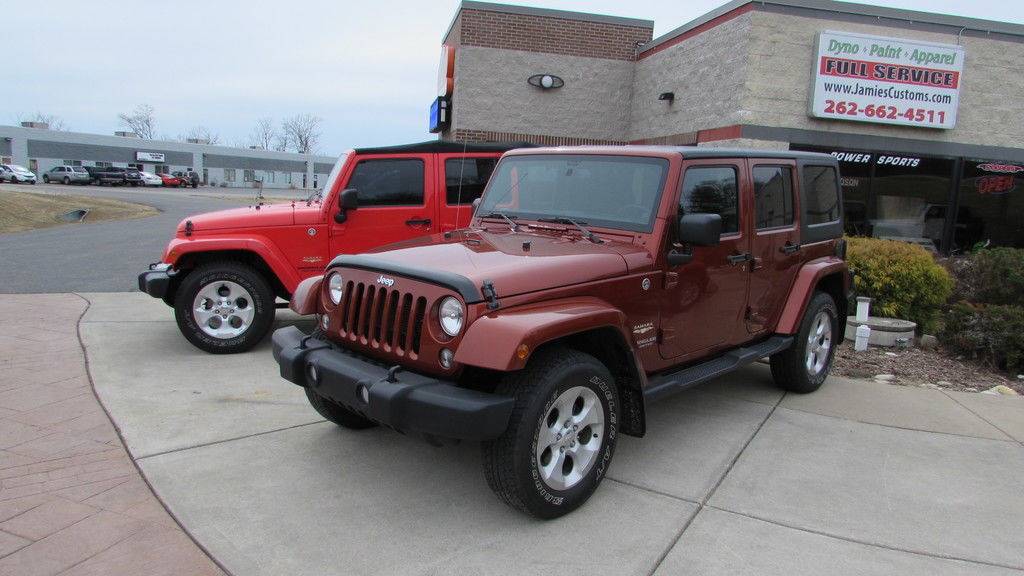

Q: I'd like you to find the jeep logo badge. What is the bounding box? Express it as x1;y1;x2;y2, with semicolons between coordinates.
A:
641;278;651;291
376;275;395;287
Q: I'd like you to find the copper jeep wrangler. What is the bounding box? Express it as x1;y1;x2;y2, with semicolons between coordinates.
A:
273;146;849;518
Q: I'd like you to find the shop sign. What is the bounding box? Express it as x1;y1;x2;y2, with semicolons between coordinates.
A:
977;163;1023;174
136;151;165;162
810;30;964;129
826;151;921;167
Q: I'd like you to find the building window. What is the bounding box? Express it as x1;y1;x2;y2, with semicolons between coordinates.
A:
445;158;498;205
956;160;1024;250
1;156;11;165
224;168;236;183
347;159;425;206
29;159;38;173
679;166;739;234
752;165;794;229
63;159;83;166
264;170;275;183
95;161;112;168
243;169;255;183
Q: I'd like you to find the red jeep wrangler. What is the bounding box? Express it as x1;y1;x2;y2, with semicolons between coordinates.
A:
273;146;850;518
138;141;525;353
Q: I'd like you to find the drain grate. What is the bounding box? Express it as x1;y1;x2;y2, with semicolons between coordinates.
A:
58;209;89;222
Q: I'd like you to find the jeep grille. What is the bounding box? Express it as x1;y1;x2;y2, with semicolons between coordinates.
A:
336;281;428;356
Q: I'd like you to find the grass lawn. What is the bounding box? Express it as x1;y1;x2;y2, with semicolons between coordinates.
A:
0;189;159;234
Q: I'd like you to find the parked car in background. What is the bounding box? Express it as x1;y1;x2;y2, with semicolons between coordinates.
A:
1;164;38;184
139;140;526;353
139;171;163;186
43;166;91;184
84;165;126;186
123;167;144;187
158;173;186;187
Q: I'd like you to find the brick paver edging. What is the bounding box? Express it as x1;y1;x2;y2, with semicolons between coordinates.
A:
0;294;226;576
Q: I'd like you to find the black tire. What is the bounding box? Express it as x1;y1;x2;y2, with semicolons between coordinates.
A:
43;175;49;183
482;347;619;519
770;292;838;393
173;261;275;354
304;388;377;429
62;176;70;185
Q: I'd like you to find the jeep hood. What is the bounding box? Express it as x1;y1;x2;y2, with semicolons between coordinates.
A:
177;203;299;233
353;229;654;299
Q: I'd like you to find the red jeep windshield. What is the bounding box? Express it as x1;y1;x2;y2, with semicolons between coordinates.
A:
479;155;669;232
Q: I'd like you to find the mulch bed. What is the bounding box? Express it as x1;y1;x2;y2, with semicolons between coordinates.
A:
832;340;1023;394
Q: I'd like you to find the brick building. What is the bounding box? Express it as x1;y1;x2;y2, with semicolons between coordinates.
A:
435;0;1024;252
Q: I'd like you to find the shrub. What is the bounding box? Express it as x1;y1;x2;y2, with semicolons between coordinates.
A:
942;302;1024;374
951;247;1024;306
846;237;953;333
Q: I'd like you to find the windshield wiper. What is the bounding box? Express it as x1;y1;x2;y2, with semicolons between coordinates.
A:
481;211;519;232
536;217;603;244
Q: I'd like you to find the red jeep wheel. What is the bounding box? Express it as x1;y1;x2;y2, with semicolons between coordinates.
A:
482;347;619;519
770;291;838;393
173;261;276;354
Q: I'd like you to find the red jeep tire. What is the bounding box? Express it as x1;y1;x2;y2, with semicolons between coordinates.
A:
770;291;838;393
173;261;276;354
482;347;619;519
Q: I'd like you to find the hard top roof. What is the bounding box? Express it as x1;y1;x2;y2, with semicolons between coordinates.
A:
353;140;537;155
504;145;837;162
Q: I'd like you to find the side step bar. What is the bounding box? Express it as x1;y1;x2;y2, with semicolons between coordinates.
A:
644;335;793;403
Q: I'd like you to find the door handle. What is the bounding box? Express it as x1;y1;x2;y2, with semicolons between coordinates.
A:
780;242;801;254
727;253;752;265
405;218;432;227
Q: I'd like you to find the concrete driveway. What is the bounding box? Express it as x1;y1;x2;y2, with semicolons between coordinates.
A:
79;293;1024;576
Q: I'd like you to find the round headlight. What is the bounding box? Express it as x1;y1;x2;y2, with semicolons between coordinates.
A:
439;296;464;337
328;273;344;305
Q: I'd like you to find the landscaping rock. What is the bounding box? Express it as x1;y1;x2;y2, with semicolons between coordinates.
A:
919;334;939;350
985;385;1019;396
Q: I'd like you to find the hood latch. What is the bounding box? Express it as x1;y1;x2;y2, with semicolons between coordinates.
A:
481;280;500;310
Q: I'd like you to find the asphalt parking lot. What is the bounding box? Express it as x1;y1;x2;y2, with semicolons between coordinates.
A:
0;182;301;293
74;292;1024;576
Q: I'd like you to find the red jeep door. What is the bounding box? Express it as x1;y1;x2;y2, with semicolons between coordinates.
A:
328;154;438;255
436;154;500;232
659;159;752;361
745;160;802;335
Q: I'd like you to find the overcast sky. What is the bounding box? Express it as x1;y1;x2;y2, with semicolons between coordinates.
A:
6;0;1018;156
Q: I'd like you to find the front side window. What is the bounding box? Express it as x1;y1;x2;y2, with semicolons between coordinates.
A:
347;159;424;206
753;165;795;229
679;166;739;234
480;155;669;231
445;157;497;205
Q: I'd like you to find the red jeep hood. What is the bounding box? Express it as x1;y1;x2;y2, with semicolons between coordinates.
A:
178;203;297;232
359;229;653;298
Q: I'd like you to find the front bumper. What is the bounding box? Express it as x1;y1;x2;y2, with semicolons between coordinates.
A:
137;263;176;300
272;325;514;443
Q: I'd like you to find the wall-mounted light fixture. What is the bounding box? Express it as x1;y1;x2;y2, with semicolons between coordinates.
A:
659;92;675;103
528;74;565;90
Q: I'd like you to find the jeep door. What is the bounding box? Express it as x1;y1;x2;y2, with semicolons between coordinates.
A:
744;160;802;335
328;154;439;255
659;159;751;361
436;154;500;232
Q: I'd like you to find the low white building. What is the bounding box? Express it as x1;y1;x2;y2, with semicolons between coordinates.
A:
0;124;336;189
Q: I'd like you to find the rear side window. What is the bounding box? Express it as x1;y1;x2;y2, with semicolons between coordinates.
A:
347;159;424;206
752;166;794;229
680;166;739;234
445;158;497;205
802;166;840;224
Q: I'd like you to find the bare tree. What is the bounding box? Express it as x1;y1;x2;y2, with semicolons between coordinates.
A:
18;112;68;131
118;104;155;139
272;133;289;152
180;125;221;145
249;117;277;150
281;114;322;154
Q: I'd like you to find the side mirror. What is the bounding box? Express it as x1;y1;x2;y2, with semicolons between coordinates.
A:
678;213;722;247
471;198;481;214
335;188;358;223
667;213;722;266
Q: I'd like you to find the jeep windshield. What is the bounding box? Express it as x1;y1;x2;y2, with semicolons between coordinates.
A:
478;154;669;232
